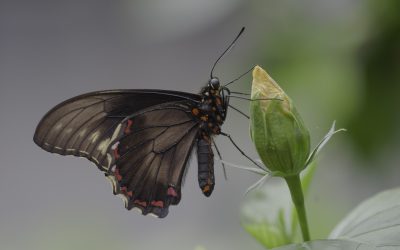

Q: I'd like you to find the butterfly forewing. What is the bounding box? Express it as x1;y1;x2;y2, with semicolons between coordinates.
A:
34;90;200;171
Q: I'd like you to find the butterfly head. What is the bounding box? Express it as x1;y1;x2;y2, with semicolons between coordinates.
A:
208;77;220;90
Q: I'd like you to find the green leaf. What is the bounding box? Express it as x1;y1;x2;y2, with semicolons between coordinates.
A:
271;239;375;250
330;188;400;248
241;179;294;249
241;162;318;249
263;176;400;250
243;220;290;249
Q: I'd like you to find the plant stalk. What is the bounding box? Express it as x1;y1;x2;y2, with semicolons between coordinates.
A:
284;174;310;242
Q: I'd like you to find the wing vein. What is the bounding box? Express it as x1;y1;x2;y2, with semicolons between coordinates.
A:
74;111;108;155
40;97;115;143
50;108;85;150
123;150;155;191
60;111;105;153
147;153;164;204
116;130;166;163
117;120;194;144
130;153;158;199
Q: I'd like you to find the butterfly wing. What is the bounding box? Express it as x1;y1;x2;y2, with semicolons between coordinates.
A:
34;89;200;171
34;90;201;218
107;101;200;217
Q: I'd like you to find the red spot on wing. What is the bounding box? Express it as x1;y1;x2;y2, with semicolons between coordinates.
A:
124;119;133;134
113;147;120;159
167;187;178;197
134;200;147;207
151;200;164;208
115;168;122;181
120;186;133;197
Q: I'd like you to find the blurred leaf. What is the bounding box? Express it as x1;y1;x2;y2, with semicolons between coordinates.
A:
241;162;317;249
194;246;207;250
330;187;400;248
259;143;400;250
243;218;290;249
241;180;293;249
347;0;400;158
300;161;317;195
271;239;375;250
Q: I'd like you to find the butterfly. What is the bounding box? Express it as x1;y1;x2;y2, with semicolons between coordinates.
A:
33;27;255;218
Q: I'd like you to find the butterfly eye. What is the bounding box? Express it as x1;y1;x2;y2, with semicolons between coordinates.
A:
209;78;220;90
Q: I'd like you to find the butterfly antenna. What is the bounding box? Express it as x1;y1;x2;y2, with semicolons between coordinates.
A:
224;66;254;87
210;27;245;79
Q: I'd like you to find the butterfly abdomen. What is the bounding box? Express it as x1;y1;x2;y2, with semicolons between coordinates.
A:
196;136;215;197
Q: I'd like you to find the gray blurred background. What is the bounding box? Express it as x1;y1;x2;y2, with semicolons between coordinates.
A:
1;1;399;249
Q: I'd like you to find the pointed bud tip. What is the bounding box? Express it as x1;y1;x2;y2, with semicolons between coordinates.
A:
252;65;267;81
252;65;285;100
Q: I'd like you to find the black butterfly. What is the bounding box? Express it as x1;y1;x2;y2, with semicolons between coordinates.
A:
34;27;255;218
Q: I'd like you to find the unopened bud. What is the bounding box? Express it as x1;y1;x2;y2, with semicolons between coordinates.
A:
250;66;310;177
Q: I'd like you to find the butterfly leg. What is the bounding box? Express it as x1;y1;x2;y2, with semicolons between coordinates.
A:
197;136;215;197
219;132;264;170
228;104;249;119
212;139;228;180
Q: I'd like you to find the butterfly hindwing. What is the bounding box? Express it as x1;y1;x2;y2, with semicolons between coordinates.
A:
106;101;200;217
34;90;200;171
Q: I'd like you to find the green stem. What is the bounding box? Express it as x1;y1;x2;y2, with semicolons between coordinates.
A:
284;174;310;242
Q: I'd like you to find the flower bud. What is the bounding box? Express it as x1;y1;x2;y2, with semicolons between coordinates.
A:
250;66;310;177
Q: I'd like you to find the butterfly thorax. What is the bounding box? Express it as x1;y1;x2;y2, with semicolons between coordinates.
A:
192;84;229;136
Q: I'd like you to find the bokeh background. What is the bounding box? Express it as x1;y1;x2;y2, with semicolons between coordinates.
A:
1;1;399;249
